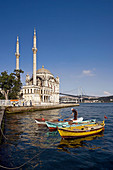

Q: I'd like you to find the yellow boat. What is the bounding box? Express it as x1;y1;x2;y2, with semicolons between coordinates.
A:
58;121;105;139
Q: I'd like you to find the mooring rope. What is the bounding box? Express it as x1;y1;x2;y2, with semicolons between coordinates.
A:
0;110;66;169
0;117;59;169
0;127;8;140
0;133;58;169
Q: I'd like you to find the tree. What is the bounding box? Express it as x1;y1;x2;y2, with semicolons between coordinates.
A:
0;92;5;99
0;70;24;100
14;69;24;80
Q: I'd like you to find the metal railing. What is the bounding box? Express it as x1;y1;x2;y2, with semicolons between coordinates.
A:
0;100;24;106
0;100;59;107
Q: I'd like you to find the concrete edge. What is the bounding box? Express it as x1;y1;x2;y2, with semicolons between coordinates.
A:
5;103;80;113
0;107;5;143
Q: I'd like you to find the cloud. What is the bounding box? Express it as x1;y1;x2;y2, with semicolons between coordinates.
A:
82;70;95;76
104;91;111;96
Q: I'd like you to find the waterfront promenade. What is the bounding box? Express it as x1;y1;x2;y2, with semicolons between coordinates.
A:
5;103;79;113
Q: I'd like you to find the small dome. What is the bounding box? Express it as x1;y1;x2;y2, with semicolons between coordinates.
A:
36;65;52;75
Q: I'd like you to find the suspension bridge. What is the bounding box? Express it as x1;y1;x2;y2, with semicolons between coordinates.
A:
59;88;86;103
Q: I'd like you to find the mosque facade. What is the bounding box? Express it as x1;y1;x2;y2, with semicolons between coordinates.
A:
15;29;59;105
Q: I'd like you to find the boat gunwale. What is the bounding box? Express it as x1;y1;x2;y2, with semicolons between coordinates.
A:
58;124;105;133
46;121;69;126
46;119;96;126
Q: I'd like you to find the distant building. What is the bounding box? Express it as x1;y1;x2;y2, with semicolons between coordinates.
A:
15;29;59;105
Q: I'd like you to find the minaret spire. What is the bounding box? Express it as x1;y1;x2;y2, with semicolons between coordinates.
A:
32;28;37;85
15;36;20;70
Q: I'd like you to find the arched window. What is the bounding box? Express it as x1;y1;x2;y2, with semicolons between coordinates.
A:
28;89;29;94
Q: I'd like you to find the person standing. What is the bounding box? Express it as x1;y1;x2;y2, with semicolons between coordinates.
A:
71;108;78;120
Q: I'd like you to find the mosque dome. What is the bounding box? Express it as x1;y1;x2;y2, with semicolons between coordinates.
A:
36;65;53;75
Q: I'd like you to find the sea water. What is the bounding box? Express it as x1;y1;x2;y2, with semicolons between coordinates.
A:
0;103;113;169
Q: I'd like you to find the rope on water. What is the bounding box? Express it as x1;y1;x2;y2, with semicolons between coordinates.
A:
0;112;62;169
0;133;58;169
0;121;17;148
0;116;59;169
0;127;8;140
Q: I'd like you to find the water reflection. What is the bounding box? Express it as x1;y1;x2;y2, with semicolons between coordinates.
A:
5;110;62;151
57;132;104;152
32;127;60;149
34;109;61;120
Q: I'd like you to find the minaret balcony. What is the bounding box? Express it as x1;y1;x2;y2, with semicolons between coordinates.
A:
15;53;20;57
32;48;37;52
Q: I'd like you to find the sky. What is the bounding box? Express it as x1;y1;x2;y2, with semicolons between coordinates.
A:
0;0;113;96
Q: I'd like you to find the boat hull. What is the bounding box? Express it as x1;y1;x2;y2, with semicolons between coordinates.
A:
46;121;69;131
35;117;83;127
58;121;105;139
46;119;96;131
35;118;58;125
35;119;48;125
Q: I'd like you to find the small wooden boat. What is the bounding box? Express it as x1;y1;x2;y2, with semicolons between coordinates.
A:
71;117;83;122
63;119;96;127
35;118;60;125
64;117;83;122
46;119;96;131
58;121;105;139
46;121;69;131
35;118;48;125
35;117;83;126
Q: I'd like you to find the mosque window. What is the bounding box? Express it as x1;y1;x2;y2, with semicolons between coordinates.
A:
25;89;26;94
31;89;32;93
54;86;55;92
41;96;43;102
28;89;29;94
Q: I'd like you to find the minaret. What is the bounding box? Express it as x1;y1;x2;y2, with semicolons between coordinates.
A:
15;36;20;70
32;28;37;85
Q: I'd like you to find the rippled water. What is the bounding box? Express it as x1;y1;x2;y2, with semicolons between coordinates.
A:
0;103;113;169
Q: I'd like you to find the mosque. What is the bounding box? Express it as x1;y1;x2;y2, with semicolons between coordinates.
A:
15;29;59;105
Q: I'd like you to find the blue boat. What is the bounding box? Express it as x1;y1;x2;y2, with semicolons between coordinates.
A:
46;119;96;131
